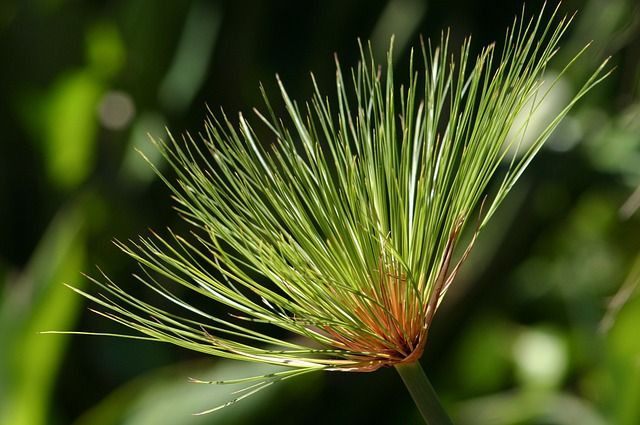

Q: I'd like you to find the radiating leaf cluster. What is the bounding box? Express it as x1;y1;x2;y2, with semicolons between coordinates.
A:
66;4;609;413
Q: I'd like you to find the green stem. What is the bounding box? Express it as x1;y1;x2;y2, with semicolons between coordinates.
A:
395;362;453;425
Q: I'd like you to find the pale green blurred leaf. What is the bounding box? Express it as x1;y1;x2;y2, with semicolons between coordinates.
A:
120;111;167;185
456;391;608;425
86;22;126;80
43;71;103;189
158;0;221;113
74;358;321;425
604;295;640;425
0;201;87;425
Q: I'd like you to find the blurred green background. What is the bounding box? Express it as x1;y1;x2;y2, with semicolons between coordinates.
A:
1;0;639;424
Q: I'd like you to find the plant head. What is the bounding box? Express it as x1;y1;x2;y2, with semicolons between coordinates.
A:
62;3;609;414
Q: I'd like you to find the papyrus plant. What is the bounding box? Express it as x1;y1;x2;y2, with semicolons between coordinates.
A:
60;4;609;423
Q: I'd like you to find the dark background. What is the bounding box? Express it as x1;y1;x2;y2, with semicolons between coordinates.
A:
1;0;639;424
